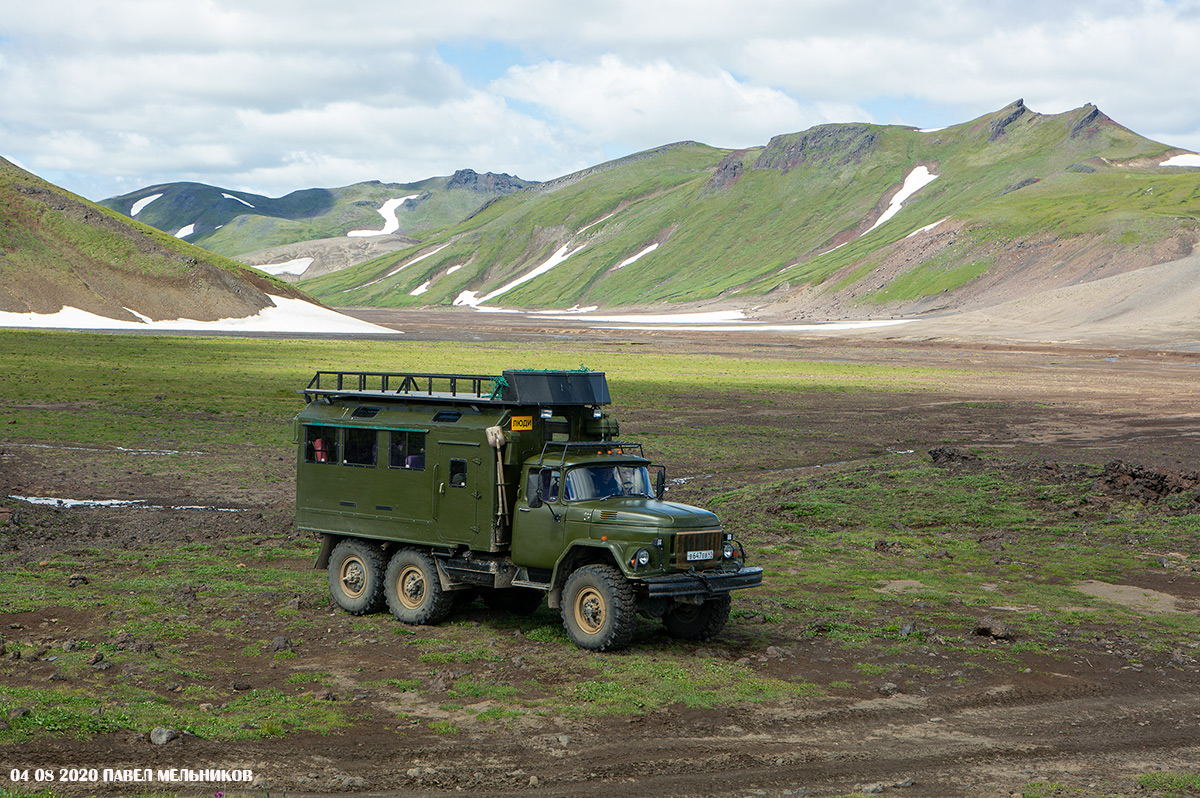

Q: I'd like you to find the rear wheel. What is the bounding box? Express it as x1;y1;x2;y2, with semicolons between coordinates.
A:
327;539;385;615
384;548;453;625
561;564;638;651
662;595;731;640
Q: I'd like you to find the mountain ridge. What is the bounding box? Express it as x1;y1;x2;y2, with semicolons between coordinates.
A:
289;100;1197;321
98;169;536;276
8;100;1200;337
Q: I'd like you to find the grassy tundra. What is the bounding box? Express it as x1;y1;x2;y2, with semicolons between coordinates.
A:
1;329;1198;797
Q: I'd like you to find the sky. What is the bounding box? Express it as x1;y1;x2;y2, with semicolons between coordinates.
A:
3;0;1200;202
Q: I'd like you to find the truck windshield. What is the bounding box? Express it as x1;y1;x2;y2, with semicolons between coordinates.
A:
564;465;653;501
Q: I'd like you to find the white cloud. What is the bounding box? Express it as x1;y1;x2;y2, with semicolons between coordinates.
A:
492;55;829;151
734;2;1200;135
1;0;1199;199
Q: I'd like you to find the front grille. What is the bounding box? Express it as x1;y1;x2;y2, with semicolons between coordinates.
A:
674;529;722;569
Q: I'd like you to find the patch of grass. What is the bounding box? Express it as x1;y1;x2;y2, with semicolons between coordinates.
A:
0;684;346;743
448;676;519;700
852;662;890;676
869;257;991;304
0;330;953;470
710;456;1200;664
427;719;459;734
523;625;567;643
417;645;504;665
568;653;820;715
366;677;419;691
1138;772;1200;796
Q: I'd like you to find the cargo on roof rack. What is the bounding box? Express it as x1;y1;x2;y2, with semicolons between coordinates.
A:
303;368;610;407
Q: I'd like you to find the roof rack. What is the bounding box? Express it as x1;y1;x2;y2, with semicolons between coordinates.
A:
304;371;500;404
303;369;610;407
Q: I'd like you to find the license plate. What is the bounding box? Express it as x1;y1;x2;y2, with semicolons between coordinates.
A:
686;549;713;562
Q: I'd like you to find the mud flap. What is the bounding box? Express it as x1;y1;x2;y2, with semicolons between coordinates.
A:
313;534;338;570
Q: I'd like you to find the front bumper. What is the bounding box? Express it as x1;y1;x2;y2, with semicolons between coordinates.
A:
641;565;764;598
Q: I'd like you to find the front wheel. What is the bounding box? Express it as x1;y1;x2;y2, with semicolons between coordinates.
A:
384;548;453;625
327;539;385;615
662;595;731;640
561;564;638;651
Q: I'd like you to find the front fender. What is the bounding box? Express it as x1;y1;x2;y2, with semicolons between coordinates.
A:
546;541;628;609
551;540;629;583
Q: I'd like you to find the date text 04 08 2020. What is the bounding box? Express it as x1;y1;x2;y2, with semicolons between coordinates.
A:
9;768;255;784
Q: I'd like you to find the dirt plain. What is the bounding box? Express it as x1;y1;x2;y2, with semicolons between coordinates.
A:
3;310;1200;798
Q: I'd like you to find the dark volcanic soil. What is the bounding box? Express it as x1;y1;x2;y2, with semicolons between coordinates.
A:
3;319;1200;797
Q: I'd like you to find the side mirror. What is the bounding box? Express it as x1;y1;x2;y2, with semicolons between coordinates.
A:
529;488;543;509
655;468;666;501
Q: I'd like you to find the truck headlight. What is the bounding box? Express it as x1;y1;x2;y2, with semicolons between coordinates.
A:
633;548;652;568
722;541;736;559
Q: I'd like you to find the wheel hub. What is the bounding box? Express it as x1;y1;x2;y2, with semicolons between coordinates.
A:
399;566;426;609
340;558;366;598
575;587;605;633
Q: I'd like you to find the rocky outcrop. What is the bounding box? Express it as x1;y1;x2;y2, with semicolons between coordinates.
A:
704;151;746;192
752;125;879;172
987;99;1028;142
1096;460;1200;507
999;177;1040;196
1069;104;1107;139
446;169;533;194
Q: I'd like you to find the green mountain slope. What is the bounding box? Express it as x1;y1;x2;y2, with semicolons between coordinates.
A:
99;169;534;258
0;156;306;322
299;101;1200;315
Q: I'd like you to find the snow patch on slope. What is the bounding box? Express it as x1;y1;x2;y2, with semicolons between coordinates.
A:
347;243;450;293
347;195;420;237
454;243;583;308
864;166;938;236
616;243;658;269
130;193;163;216
0;296;396;334
256;258;314;276
1161;153;1200;168
906;217;950;238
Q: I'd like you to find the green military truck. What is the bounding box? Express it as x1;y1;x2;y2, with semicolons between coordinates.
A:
294;368;762;651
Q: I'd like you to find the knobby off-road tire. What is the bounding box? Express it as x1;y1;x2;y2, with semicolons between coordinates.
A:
327;539;386;615
384;548;454;625
483;587;544;616
662;594;731;640
561;564;638;651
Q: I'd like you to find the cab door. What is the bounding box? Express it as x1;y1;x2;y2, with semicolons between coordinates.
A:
511;467;565;569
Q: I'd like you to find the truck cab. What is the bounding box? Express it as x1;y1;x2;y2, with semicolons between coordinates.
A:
295;368;761;650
